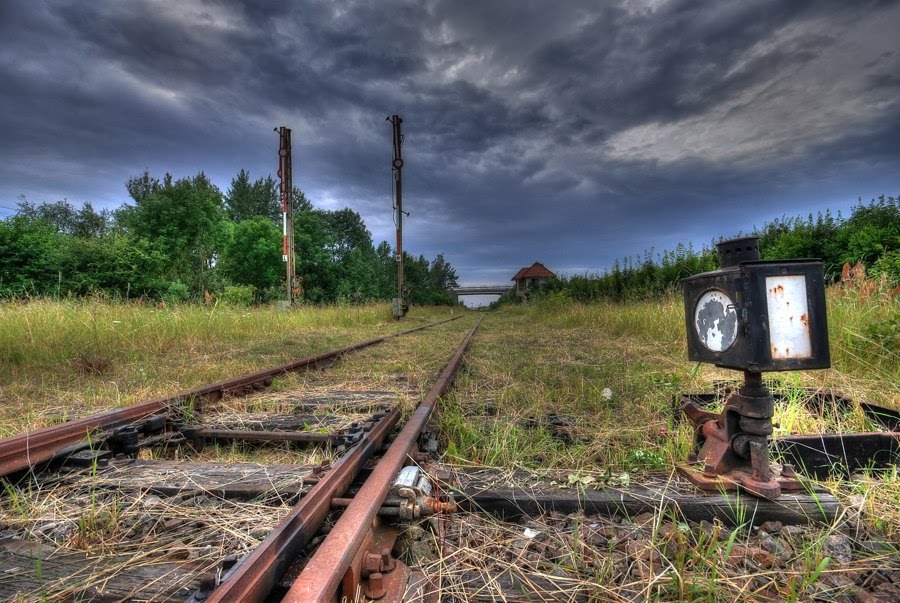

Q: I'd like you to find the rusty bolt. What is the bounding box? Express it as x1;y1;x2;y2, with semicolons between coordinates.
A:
380;547;395;572
423;497;458;514
362;552;382;576
365;572;387;600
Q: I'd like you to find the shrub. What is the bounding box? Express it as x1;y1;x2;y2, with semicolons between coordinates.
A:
221;285;256;306
163;281;190;304
870;249;900;287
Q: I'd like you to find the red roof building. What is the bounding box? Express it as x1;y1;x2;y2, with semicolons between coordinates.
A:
511;262;556;296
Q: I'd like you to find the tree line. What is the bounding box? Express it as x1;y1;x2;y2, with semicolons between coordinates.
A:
532;195;899;303
0;170;459;305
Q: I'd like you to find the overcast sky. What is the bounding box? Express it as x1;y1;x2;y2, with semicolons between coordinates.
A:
1;0;898;286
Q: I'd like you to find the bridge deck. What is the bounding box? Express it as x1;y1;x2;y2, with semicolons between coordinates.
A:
449;286;513;295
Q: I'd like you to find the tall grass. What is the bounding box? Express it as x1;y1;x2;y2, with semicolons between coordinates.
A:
1;298;391;369
0;298;455;435
826;286;899;389
441;281;897;475
530;283;899;406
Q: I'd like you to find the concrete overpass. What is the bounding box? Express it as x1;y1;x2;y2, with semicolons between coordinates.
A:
448;285;513;304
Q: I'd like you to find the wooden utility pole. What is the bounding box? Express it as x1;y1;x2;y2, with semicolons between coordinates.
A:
388;115;408;319
277;126;296;305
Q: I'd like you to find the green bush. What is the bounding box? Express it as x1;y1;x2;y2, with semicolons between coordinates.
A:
221;285;256;306
864;315;900;351
870;249;900;287
163;281;190;304
0;217;63;297
534;196;897;303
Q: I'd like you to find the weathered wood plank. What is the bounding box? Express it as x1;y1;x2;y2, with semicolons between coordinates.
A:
183;427;341;443
197;412;352;431
93;460;316;498
451;468;840;526
0;537;215;602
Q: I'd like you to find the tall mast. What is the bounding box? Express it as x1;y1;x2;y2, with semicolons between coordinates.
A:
277;126;296;305
388;115;407;318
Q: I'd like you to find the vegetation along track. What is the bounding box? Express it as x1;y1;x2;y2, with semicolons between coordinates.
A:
0;315;476;601
2;298;898;601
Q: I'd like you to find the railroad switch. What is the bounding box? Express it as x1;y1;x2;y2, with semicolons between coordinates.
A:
347;466;449;601
679;237;831;498
379;465;457;520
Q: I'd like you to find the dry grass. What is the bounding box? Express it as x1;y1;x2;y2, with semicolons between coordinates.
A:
0;468;293;601
433;287;899;600
0;299;458;436
0;290;896;600
440;287;897;485
421;508;900;602
0;307;475;600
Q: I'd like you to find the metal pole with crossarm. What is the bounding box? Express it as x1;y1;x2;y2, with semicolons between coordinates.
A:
277;126;295;305
388;115;408;318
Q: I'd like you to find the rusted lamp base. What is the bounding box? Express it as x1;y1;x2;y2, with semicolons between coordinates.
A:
676;461;808;499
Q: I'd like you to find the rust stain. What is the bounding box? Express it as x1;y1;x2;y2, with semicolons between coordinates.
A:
800;313;809;326
771;345;778;356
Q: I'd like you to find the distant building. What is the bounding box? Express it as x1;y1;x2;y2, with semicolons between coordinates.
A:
512;262;556;296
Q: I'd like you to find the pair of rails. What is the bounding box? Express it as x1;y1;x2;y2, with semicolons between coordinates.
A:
0;316;480;602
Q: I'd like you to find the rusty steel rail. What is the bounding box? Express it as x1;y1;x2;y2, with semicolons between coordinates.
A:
0;316;460;477
206;405;402;602
283;317;482;603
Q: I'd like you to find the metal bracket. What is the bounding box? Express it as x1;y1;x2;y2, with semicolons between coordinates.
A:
679;371;808;498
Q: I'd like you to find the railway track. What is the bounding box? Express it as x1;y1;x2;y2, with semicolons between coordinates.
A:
0;312;872;602
0;316;479;602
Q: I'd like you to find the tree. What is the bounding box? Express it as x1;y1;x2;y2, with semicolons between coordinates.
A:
126;170;172;204
0;216;63;297
321;208;374;264
429;253;459;291
403;253;431;304
124;171;230;296
220;217;284;294
374;241;396;298
225;169;313;223
293;210;335;303
335;246;380;300
16;198;110;237
292;186;313;213
225;170;278;222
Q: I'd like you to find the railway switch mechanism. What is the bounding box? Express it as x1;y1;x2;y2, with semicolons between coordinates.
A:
678;236;831;498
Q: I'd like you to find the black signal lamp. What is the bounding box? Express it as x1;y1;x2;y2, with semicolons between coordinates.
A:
678;237;832;498
683;237;830;372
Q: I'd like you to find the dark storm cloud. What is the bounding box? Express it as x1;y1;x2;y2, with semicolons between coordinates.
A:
1;0;899;285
